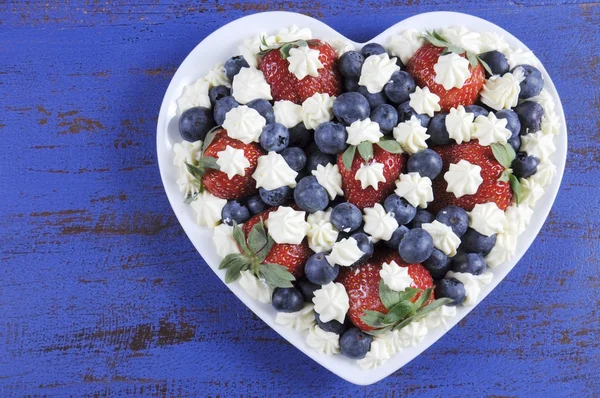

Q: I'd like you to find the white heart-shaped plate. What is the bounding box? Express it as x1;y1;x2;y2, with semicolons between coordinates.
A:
157;11;567;385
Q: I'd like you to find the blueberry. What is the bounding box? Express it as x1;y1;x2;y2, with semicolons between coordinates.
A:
427;112;451;145
464;105;489;119
221;200;251;226
460;228;496;256
246;194;268;214
259;123;289;152
511;152;539;178
333;92;371;125
423;249;451;279
384;71;416;104
384;194;416;225
213;96;239;126
338;51;364;78
343;77;360;92
478;50;509;77
259;186;292;206
271;287;304;313
361;43;387;58
435;278;466;306
289;123;313;148
178;106;216;142
512;64;544;99
315;313;347;334
452;252;487;275
408;209;435;229
305;253;339;285
340;327;373;359
314;121;349;154
281;147;307;172
357;86;388;110
224;55;249;81
247;99;275;124
209;85;231;107
436;205;469;237
384;225;409;249
294;176;329;213
351;232;374;263
407;149;443;180
397;101;430;127
514;101;544;135
297;278;320;302
399;228;434;263
330;203;362;233
508;134;521;152
306;150;336;172
370;104;398;133
496;109;521;138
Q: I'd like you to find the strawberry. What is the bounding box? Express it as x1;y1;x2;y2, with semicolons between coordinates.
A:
202;130;265;200
337;249;434;331
337;143;406;209
242;208;313;279
259;39;342;104
430;141;513;213
406;43;485;112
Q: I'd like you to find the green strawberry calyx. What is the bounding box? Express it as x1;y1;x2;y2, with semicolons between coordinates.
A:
421;29;493;75
341;138;403;171
491;142;522;205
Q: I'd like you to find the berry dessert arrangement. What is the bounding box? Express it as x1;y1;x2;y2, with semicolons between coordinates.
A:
170;24;560;370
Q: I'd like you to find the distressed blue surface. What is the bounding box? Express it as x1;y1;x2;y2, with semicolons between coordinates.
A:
1;1;599;396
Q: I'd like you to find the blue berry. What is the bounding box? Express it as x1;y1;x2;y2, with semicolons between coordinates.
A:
397;101;430;127
297;278;320;302
306;150;335;172
511;152;539;178
384;71;416;104
260;123;289;152
508;134;521;152
338;51;364;78
314;121;348;154
423;249;451;279
436;205;469;237
478;50;509;76
343;77;359;92
315;313;347;334
514;101;544;135
370;104;398;133
460;228;497;256
408;209;435;229
452;252;487;275
224;55;249;81
281;147;307;172
333;92;371;125
351;232;374;263
496;109;521;138
247;99;275;124
259;186;292;206
427;112;451;145
361;43;386;58
407;149;443;180
271;287;304;313
331;203;362;233
305;253;339;285
213;96;239;126
340;327;373;359
289;123;313;147
209;85;231;107
294;176;329;213
399;228;434;263
464;104;489;119
384;194;416;225
246;194;268;214
384;225;409;249
435;278;466;306
221;200;251;225
357;86;388;110
512;64;544;99
178;106;216;142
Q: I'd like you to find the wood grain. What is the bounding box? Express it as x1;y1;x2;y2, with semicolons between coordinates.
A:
1;0;599;396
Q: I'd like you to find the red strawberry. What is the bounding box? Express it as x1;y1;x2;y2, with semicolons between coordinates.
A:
259;40;342;104
430;141;513;213
242;208;313;279
202;130;265;200
406;44;485;112
337;145;406;209
337;249;434;331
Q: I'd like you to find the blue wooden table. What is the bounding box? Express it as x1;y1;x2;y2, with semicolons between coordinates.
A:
1;1;599;396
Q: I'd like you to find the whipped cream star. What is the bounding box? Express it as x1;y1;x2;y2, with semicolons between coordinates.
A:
409;86;441;117
393;115;429;154
380;260;414;291
521;130;557;160
287;45;324;80
434;52;471;90
480;72;523;111
267;206;310;245
312;163;344;200
346;118;383;145
306;325;340;356
446;271;493;305
422;220;461;257
312;282;349;324
445;105;474;144
273;100;303;128
354;162;386;190
363;203;399;242
472;113;512;146
275;303;316;332
468;202;508;237
190;191;227;228
302;92;335;130
395;172;433;208
327;237;364;267
359;53;400;94
252;151;298;190
222;105;266;144
444;160;483;198
386;29;424;64
238;270;272;304
177;78;211;114
216;145;250;179
231;67;272;104
212;223;241;259
358;340;391;370
204;63;230;88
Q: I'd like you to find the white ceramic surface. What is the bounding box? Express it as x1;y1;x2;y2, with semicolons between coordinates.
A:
156;11;567;385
